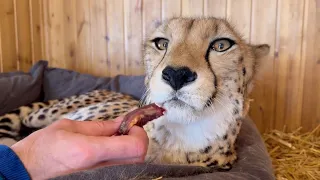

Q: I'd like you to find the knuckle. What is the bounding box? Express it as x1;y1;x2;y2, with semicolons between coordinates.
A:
71;145;94;164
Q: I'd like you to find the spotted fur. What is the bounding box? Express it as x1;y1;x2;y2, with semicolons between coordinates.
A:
0;17;270;170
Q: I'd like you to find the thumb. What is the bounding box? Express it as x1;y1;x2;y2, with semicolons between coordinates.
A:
57;117;124;137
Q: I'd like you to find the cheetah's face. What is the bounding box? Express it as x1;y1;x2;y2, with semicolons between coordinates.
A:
143;17;270;124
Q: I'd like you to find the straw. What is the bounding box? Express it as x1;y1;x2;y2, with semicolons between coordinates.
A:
263;124;320;180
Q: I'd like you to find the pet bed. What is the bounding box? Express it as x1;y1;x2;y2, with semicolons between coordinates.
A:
0;60;275;180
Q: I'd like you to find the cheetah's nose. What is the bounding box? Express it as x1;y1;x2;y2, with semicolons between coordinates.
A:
162;66;197;91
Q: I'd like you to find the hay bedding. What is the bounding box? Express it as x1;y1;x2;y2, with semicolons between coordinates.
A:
263;124;320;180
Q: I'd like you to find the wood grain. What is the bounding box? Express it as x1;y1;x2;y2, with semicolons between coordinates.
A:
62;0;77;70
300;0;320;131
182;0;203;17
0;0;319;132
106;0;125;76
74;0;91;74
162;0;181;20
226;0;252;41
0;0;18;72
249;0;278;132
204;0;227;18
29;0;43;63
90;0;108;77
15;0;32;72
274;0;305;131
46;0;65;68
124;0;143;75
142;0;161;41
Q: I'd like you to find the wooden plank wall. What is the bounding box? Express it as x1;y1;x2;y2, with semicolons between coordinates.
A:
0;0;319;133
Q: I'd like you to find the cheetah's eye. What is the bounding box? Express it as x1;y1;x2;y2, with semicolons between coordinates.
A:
211;38;235;52
152;38;169;50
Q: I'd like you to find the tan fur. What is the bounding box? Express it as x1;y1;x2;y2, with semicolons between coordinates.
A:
0;17;269;171
142;17;270;169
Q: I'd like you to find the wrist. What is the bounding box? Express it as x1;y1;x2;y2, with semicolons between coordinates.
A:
0;145;31;180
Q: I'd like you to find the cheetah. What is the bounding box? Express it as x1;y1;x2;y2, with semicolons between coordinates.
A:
0;17;270;170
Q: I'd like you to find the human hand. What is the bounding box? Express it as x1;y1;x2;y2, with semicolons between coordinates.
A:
11;117;149;180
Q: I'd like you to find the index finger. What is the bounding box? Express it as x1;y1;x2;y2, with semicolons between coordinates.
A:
88;126;149;162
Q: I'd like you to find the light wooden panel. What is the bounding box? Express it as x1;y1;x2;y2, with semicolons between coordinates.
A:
89;0;108;77
162;0;181;20
0;0;319;133
0;0;18;72
300;0;320;132
226;0;252;41
182;0;203;17
124;0;143;75
274;0;305;131
204;0;227;18
249;0;277;132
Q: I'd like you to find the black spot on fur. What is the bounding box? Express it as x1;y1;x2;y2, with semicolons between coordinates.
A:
219;146;224;151
123;102;129;105
224;150;233;156
200;146;212;154
235;99;239;104
233;108;239;115
89;106;98;110
232;128;237;135
43;109;49;113
0;125;13;132
67;106;73;109
0;118;12;123
242;67;246;76
85;99;91;102
73;101;80;104
152;137;160;144
203;157;212;163
186;154;192;164
113;108;120;112
94;100;101;103
86;115;95;120
26;104;33;108
238;88;241;93
98;117;104;120
239;56;243;63
38;114;46;120
187;19;195;31
38;104;44;108
78;105;84;108
207;160;218;167
28;116;32;122
43;101;51;106
75;116;83;120
52;109;58;114
99;109;107;113
218;163;232;171
10;109;21;115
223;134;228;140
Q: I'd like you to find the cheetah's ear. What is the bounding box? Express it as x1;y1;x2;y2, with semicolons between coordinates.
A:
252;44;270;70
253;44;270;59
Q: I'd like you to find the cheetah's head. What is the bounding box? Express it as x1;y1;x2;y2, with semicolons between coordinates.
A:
143;17;270;124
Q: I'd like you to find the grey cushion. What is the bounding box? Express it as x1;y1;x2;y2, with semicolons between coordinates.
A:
52;117;274;180
42;66;145;101
0;61;275;180
0;61;45;115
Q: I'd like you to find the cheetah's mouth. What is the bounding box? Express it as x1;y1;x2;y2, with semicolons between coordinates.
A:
158;95;197;110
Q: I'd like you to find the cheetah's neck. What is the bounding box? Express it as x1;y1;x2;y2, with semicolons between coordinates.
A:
147;96;241;152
